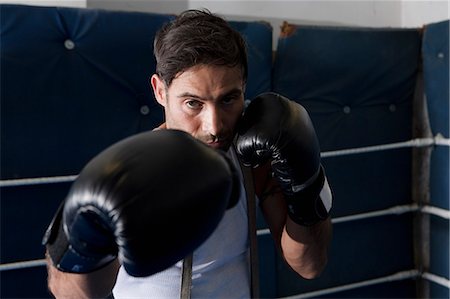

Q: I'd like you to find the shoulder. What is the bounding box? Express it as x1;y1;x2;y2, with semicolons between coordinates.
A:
153;123;166;131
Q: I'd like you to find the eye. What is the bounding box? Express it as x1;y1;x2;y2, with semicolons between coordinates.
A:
222;95;240;105
186;100;203;110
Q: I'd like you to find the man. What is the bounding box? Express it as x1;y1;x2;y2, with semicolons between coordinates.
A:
44;9;332;298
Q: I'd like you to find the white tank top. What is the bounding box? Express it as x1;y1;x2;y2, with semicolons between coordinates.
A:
113;149;250;298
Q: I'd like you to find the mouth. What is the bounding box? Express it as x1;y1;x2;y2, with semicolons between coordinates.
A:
205;137;231;150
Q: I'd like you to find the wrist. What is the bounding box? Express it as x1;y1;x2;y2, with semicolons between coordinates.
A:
43;204;117;273
286;165;332;226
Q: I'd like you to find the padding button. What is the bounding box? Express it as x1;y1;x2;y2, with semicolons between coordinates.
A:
140;105;150;115
389;104;396;112
64;39;75;50
437;52;445;59
343;106;351;114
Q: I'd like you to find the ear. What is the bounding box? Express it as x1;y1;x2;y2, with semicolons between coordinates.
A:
150;74;167;107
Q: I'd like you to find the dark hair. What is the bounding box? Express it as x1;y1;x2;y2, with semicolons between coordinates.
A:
154;9;248;86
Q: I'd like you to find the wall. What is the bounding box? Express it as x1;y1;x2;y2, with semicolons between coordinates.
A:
402;0;449;27
1;0;447;28
2;0;447;41
87;0;187;15
85;0;448;49
0;0;85;7
86;0;404;27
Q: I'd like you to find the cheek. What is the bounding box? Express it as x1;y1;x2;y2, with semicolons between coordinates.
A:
225;104;244;129
232;102;245;121
168;106;201;132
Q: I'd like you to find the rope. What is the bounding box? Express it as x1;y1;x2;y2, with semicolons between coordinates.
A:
422;272;450;288
434;133;450;146
0;175;77;187
0;259;46;271
421;205;450;220
256;204;449;236
1;136;448;188
331;204;419;224
2;260;447;296
280;270;420;299
321;135;449;158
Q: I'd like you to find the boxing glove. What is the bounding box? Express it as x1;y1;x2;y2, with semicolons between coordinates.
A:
236;92;332;226
43;129;239;277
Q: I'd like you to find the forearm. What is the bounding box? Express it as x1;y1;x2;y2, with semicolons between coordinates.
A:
281;217;332;279
254;163;332;279
238;92;334;279
46;253;120;299
259;190;332;279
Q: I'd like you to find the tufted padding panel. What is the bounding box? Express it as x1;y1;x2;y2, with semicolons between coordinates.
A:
273;25;420;216
1;4;174;179
0;5;273;298
229;20;273;100
423;20;450;139
272;24;420;297
423;20;450;210
423;20;450;299
273;25;419;150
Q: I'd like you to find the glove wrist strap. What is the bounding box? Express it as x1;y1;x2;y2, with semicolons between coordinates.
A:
43;203;115;273
287;165;332;226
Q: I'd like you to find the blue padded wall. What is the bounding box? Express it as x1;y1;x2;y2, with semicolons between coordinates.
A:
0;5;273;298
423;20;450;299
423;20;450;139
423;20;450;210
272;24;421;297
229;21;273;100
1;5;173;179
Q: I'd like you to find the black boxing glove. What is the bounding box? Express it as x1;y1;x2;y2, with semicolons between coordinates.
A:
43;129;239;276
236;92;332;226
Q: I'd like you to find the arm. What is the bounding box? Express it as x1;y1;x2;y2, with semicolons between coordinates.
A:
281;215;332;279
253;164;332;279
46;254;120;299
43;130;239;297
237;93;333;279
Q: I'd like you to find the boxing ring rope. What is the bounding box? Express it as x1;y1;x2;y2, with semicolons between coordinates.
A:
0;259;47;271
1;260;448;298
256;203;450;238
1;135;448;188
320;134;449;158
1;135;449;295
422;272;450;289
282;270;421;299
0;175;77;187
287;271;450;299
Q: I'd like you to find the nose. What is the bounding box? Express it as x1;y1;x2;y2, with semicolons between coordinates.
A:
202;106;225;138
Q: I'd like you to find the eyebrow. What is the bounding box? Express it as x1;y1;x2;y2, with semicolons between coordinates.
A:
177;92;202;100
177;88;243;101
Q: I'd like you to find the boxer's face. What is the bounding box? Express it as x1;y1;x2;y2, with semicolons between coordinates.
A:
152;64;245;151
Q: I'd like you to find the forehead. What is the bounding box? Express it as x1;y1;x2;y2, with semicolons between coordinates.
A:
167;65;244;97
